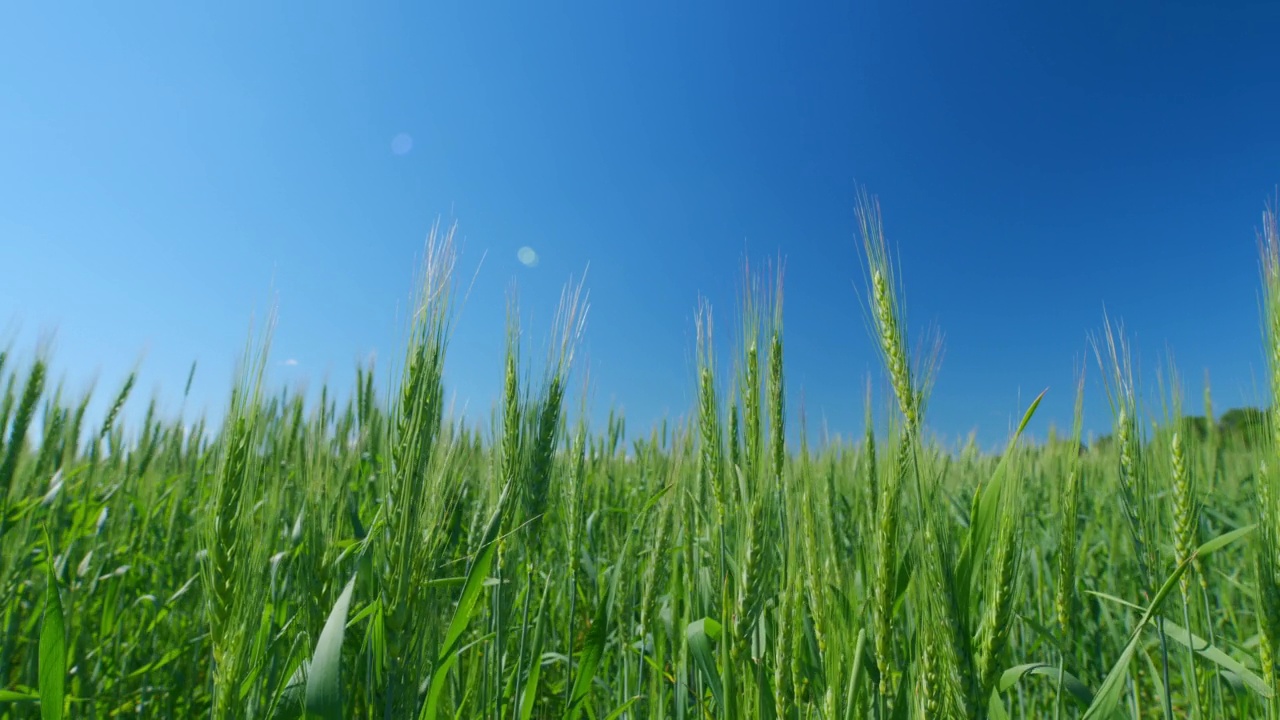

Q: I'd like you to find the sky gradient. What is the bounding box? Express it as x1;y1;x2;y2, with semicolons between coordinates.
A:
3;1;1280;449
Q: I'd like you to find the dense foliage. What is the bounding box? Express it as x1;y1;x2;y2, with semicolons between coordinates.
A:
2;200;1280;719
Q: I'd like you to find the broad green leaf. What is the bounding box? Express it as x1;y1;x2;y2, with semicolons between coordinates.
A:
272;659;308;720
346;598;379;628
518;650;545;720
421;633;496;720
422;654;461;720
1199;523;1255;555
686;618;725;711
1156;617;1272;698
263;631;311;720
989;688;1010;720
519;578;553;720
304;573;357;720
0;690;39;703
565;565;623;717
39;529;65;720
998;663;1093;707
960;389;1045;610
361;598;386;688
422;488;510;720
443;488;508;657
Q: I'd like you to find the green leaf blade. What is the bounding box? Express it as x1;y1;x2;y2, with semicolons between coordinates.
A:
304;573;358;720
39;531;65;720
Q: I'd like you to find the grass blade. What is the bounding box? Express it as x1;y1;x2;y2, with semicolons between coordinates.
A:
602;696;642;720
686;618;724;711
960;389;1045;610
1082;524;1255;719
304;573;358;720
39;529;65;720
998;662;1093;707
1154;617;1272;699
564;586;611;719
422;489;509;720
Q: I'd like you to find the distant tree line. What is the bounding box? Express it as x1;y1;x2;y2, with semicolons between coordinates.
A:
1089;406;1272;452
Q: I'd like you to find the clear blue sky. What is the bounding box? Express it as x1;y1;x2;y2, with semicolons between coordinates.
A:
3;1;1280;450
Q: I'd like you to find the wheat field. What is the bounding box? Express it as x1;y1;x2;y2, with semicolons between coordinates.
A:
2;194;1279;719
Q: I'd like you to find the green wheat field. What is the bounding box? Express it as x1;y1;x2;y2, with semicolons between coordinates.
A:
4;194;1280;719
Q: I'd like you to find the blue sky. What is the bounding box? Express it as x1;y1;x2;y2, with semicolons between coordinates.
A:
3;1;1280;450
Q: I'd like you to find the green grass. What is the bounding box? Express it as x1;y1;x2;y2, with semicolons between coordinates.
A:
1;202;1279;719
